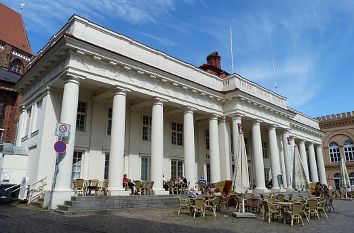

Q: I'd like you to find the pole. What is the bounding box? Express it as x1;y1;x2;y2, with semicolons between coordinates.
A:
48;154;59;210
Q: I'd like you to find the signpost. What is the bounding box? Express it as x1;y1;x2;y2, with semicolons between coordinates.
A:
49;123;70;209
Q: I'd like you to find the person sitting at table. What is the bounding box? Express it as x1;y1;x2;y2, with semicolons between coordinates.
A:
182;176;187;184
123;174;135;195
198;176;207;184
188;187;198;198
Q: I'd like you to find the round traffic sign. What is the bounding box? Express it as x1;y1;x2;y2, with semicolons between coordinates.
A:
54;140;66;153
59;124;68;133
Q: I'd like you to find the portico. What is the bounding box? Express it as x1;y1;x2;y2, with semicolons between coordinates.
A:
15;15;325;208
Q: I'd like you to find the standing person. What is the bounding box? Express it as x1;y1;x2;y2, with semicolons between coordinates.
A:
123;174;135;195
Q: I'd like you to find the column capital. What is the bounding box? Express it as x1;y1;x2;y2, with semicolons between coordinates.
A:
113;86;131;95
64;76;81;86
231;114;244;120
219;116;227;123
253;119;263;125
209;114;221;121
268;124;278;130
184;106;197;114
153;97;167;106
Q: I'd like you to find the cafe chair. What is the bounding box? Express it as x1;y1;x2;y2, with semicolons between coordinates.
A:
72;179;86;196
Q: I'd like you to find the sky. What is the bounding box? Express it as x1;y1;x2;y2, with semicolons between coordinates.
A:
3;0;354;118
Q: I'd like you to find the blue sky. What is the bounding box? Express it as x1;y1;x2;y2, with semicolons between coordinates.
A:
4;0;354;117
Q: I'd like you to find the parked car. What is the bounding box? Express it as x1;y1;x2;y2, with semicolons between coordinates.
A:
0;184;20;204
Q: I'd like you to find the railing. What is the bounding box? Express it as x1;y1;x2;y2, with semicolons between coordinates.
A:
27;177;47;204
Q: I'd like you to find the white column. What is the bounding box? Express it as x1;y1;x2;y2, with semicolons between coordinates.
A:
299;140;310;183
209;114;220;183
315;144;327;185
55;77;80;191
308;142;319;182
289;136;296;188
282;131;293;189
277;130;287;189
219;117;231;180
108;88;127;194
184;107;195;188
150;98;165;193
252;120;266;191
268;126;281;190
15;106;26;146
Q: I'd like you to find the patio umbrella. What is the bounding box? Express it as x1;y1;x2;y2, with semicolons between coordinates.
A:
292;145;308;191
232;133;249;213
339;157;351;198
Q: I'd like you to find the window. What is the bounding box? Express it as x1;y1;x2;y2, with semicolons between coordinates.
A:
104;152;109;179
329;142;341;162
205;129;210;150
350;173;354;186
0;99;6;129
141;157;151;181
107;108;112;136
262;142;268;158
344;140;354;162
172;122;183;146
333;173;340;189
76;102;86;131
10;59;23;74
171;159;183;179
206;163;210;183
142;115;152;141
25;107;32;135
0;129;3;143
72;151;83;179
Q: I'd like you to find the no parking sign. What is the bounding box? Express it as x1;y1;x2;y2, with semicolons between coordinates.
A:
54;140;66;153
54;122;71;138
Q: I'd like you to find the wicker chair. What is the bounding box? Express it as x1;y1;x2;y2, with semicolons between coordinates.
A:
73;179;86;196
177;196;191;215
98;179;109;196
317;198;328;218
262;200;280;223
284;202;305;226
204;197;216;217
192;198;205;218
134;180;143;195
307;199;320;219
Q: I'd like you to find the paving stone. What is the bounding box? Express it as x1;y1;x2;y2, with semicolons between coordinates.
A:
0;199;353;233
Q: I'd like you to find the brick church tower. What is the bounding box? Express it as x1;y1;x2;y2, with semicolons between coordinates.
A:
0;3;34;143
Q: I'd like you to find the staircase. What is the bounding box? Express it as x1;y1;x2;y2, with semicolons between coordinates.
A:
55;195;180;216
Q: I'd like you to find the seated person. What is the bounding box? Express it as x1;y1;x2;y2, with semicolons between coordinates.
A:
123;174;135;195
182;177;187;184
198;176;207;184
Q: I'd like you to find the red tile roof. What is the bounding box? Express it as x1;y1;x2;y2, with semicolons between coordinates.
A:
0;3;33;55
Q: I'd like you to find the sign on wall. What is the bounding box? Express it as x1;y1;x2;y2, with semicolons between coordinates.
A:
54;123;71;138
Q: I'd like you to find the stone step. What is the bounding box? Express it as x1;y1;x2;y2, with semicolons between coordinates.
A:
56;195;180;215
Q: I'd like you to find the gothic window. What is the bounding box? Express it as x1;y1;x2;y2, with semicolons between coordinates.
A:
344;140;354;162
10;59;23;74
329;142;341;162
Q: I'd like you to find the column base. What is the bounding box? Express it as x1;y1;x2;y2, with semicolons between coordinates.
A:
253;188;270;193
44;188;74;209
271;187;281;192
285;187;295;192
109;188;130;196
154;189;169;195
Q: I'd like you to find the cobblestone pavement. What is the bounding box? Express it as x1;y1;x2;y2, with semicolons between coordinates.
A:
0;200;353;233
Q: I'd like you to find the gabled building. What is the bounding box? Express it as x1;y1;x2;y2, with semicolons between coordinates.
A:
316;112;354;189
16;15;325;208
0;3;34;144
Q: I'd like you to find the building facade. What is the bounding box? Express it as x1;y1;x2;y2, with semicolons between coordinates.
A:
0;3;34;143
16;16;325;208
316;112;354;189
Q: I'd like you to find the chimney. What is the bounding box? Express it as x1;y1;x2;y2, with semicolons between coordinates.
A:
206;51;221;69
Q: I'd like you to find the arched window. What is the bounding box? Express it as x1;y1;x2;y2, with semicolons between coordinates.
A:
333;173;340;189
10;59;23;74
344;140;354;162
350;173;354;186
329;142;341;162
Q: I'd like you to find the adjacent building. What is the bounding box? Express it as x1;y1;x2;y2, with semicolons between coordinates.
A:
15;15;325;208
0;3;34;144
316;112;354;189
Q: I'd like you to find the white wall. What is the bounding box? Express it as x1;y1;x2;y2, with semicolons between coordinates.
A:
0;154;28;184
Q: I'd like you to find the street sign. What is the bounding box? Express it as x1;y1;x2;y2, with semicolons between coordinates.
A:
55;123;71;138
54;140;66;153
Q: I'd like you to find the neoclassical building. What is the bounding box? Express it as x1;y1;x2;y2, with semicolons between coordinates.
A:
316;112;354;189
16;16;326;208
